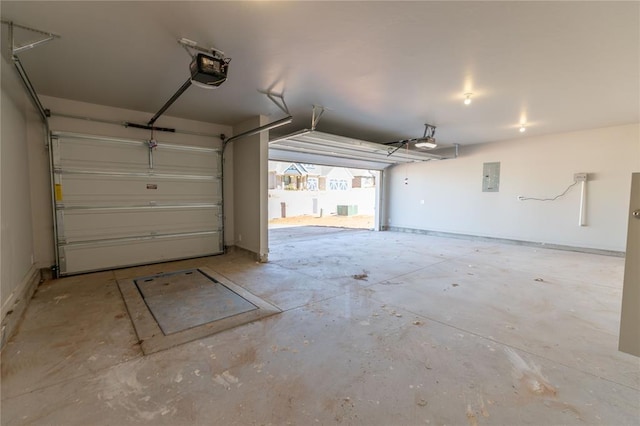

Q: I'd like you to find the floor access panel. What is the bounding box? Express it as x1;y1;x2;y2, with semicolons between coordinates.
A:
118;267;281;354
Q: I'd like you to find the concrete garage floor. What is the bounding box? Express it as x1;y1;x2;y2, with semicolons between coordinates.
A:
1;227;639;425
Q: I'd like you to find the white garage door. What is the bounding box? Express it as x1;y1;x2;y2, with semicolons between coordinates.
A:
51;132;223;275
269;130;454;170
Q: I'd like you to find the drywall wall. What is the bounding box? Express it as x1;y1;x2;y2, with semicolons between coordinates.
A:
619;172;640;356
385;123;640;252
30;96;233;265
1;53;39;320
26;103;51;268
232;116;268;260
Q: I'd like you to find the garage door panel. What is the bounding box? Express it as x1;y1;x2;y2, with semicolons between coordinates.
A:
152;147;221;176
59;233;222;275
56;174;221;206
54;135;149;172
58;206;221;243
53;133;221;176
52;131;224;275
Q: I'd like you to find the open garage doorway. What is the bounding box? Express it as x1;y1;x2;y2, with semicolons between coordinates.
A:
268;161;380;230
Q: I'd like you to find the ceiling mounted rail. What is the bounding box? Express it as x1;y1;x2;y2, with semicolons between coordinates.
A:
222;91;293;146
268;105;326;145
223;116;293;146
148;78;192;126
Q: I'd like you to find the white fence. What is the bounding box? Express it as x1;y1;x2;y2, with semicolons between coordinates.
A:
268;188;376;220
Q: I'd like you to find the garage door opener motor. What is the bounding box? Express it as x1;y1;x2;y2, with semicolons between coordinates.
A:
146;38;231;127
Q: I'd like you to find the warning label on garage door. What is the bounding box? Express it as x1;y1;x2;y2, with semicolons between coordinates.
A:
55;184;63;201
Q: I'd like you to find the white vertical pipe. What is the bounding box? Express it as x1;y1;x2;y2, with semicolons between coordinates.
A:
579;180;587;226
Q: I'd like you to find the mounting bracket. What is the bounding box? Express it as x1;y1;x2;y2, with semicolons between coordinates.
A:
222;92;293;146
258;90;291;116
178;37;226;59
1;20;60;54
0;20;58;121
311;105;326;131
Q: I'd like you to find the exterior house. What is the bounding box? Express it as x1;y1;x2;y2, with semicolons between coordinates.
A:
268;162;310;190
267;162;377;219
349;169;376;188
325;167;353;191
269;162;374;192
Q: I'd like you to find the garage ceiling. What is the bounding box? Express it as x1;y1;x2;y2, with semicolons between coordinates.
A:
1;1;638;146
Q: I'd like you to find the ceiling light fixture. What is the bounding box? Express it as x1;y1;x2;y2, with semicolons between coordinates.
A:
415;140;438;149
464;93;472;105
519;125;526;133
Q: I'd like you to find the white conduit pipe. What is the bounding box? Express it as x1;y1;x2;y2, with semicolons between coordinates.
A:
579;179;587;226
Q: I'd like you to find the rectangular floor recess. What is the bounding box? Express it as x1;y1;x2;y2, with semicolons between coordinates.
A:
117;267;281;354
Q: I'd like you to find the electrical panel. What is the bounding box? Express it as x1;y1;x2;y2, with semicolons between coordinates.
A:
482;162;500;192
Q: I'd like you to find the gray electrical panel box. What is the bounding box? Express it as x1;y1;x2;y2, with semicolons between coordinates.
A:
482;162;500;192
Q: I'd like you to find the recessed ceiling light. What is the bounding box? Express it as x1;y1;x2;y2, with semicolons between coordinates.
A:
464;93;472;105
519;125;526;133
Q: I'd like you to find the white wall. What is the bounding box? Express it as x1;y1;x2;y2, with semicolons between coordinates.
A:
26;104;51;268
1;53;40;318
385;124;640;252
232;116;268;260
33;96;233;266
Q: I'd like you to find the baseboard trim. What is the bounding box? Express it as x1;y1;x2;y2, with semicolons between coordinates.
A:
384;226;625;257
1;265;42;350
226;245;269;263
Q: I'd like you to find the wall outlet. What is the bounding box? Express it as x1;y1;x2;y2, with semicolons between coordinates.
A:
574;173;588;182
517;195;524;201
238;234;242;242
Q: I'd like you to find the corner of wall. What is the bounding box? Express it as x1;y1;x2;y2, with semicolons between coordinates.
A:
1;53;39;340
231;115;269;259
0;266;40;349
